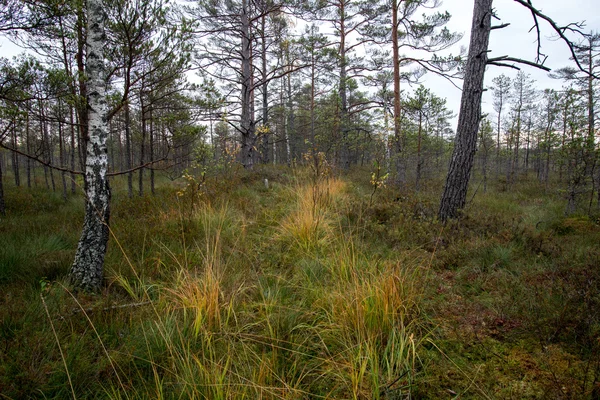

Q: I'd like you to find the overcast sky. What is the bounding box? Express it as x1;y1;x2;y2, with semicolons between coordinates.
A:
425;0;600;126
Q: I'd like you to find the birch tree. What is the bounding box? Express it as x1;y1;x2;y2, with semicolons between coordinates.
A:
69;0;110;292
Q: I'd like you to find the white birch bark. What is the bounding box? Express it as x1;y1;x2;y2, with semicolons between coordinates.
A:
69;0;111;292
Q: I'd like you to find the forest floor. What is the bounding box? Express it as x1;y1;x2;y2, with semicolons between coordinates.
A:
0;165;599;399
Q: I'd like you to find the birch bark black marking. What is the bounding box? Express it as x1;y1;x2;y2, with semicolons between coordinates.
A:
69;0;111;292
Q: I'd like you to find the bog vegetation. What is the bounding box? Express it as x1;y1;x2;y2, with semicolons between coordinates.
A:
0;162;599;398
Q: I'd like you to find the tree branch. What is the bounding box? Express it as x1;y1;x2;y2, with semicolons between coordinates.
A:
487;56;551;71
490;23;510;30
0;142;170;177
512;0;597;78
0;143;83;174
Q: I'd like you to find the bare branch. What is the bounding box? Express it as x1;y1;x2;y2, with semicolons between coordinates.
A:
487;56;551;71
106;158;169;177
488;61;521;70
0;142;169;177
0;142;83;174
490;23;510;30
512;0;598;78
524;0;545;64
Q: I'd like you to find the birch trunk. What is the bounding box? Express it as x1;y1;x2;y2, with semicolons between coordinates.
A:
439;0;492;221
69;0;111;292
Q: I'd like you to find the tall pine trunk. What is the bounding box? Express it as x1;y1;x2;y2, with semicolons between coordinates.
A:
392;0;406;185
240;0;256;169
150;105;155;195
439;0;492;221
338;3;350;169
139;91;146;197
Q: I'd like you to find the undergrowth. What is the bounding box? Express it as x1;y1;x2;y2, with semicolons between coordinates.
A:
0;168;599;399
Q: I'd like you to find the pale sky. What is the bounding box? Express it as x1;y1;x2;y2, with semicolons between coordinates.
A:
425;0;600;126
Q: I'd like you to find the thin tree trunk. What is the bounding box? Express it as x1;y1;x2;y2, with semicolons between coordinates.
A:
26;109;31;188
286;64;295;162
124;102;133;198
524;126;529;174
310;51;316;149
495;98;502;181
392;0;405;185
0;152;5;216
416;112;423;192
240;0;256;169
58;109;68;201
139;117;145;196
12;125;20;187
40;104;51;190
338;2;350;169
260;14;270;164
139;90;146;197
70;107;77;194
512;110;521;184
150;105;155;195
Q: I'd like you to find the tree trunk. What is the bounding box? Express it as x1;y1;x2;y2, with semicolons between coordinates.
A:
40;104;51;190
259;14;270;164
26;109;31;188
392;0;406;185
124;102;133;198
150;105;155;195
439;0;492;221
310;50;316;149
70;0;111;292
12;125;20;187
286;64;295;162
0;152;5;216
495;98;502;180
338;3;350;169
76;4;89;169
240;0;256;169
58;109;68;201
139;93;146;197
416;112;423;192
